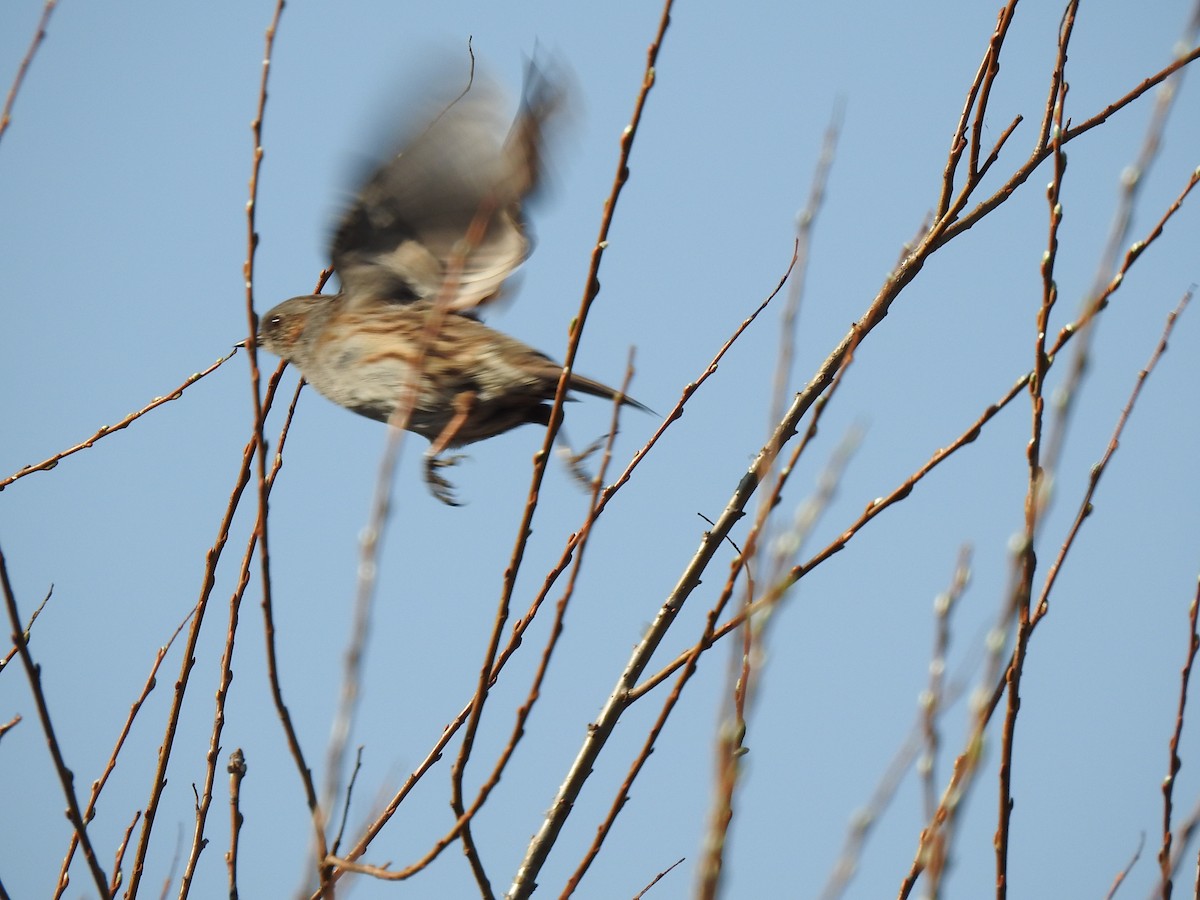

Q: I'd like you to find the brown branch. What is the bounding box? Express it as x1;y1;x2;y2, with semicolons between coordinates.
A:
322;48;481;843
511;267;806;900
0;713;20;740
923;549;972;819
564;608;715;897
0;348;241;492
109;810;140;897
1104;833;1143;900
969;3;1019;181
639;219;1191;696
472;354;635;857
1153;792;1200;896
802;125;1199;597
324;856;399;879
820;549;972;900
330;746;365;858
466;11;672;897
633;857;686;899
1033;289;1191;626
227;2;331;896
629;352;1002;696
54;607;193;899
318;238;792;895
0;544;110;898
456;0;667;811
126;431;257;897
128;40;300;882
446;20;662;828
367;358;643;890
696;430;861;900
1043;8;1197;477
1158;577;1200;898
0;583;51;673
936;42;1200;247
692;109;848;885
935;2;1016;218
0;0;56;146
903;289;1191;899
464;360;635;892
225;749;247;900
178;360;292;900
994;6;1076;890
726;102;847;591
578;410;860;898
976;114;1023;183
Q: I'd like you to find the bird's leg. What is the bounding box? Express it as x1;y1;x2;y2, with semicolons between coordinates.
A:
555;426;607;491
424;391;476;505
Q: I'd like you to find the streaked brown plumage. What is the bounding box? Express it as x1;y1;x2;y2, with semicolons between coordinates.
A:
257;65;646;504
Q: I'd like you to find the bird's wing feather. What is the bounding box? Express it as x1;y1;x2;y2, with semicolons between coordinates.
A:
332;66;560;313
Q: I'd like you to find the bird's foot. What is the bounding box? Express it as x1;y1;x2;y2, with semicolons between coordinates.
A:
558;437;606;490
425;453;468;506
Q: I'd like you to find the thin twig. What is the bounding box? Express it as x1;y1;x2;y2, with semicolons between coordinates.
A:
969;3;1019;180
0;349;241;492
225;749;247;900
454;26;671;883
936;42;1200;247
180;361;290;900
321;49;481;842
1151;793;1200;897
54;607;193;899
0;584;51;672
330;747;365;858
318;241;792;895
231;3;332;896
994;8;1076;891
633;857;686;899
1105;833;1143;900
695;430;860;900
0;0;57;146
109;810;141;897
923;548;972;820
1032;287;1192;626
129;432;256;897
496;10;674;895
1158;577;1200;898
819;550;971;900
0;545;111;898
1041;1;1198;505
935;2;1016;218
696;113;843;898
367;357;642;888
902;289;1191;899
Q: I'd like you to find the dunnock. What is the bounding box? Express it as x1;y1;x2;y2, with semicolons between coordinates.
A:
258;66;646;504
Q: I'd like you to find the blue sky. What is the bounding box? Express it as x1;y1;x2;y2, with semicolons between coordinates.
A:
2;1;1199;897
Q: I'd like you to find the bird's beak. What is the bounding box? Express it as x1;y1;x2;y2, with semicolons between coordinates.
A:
234;328;263;351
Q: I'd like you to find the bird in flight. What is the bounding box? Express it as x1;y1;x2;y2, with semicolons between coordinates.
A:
257;64;647;504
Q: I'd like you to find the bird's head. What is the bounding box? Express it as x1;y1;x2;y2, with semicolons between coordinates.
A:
255;294;332;362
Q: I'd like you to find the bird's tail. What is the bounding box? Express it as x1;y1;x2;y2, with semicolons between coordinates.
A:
568;373;654;415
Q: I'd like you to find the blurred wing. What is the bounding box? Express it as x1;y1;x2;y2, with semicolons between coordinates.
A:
332;66;560;313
